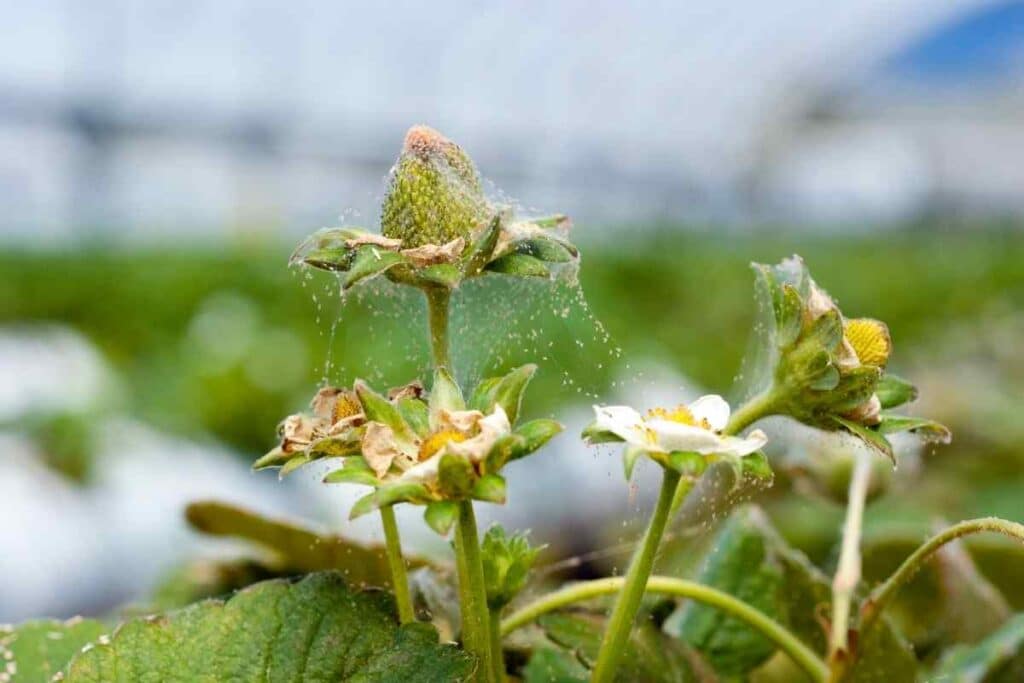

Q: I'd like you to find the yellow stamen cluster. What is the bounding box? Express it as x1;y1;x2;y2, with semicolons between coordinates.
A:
418;429;468;461
646;406;711;429
333;393;363;422
844;318;892;368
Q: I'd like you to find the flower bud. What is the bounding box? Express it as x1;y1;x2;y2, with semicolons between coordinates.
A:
381;125;491;247
480;525;542;609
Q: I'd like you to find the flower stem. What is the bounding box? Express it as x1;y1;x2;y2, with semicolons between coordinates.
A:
724;389;778;436
592;467;681;683
424;287;452;370
501;575;828;682
454;500;495;683
379;505;414;624
827;449;871;665
488;606;506;683
858;517;1024;642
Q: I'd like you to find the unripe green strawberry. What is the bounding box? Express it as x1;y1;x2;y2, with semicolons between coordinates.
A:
381;125;491;247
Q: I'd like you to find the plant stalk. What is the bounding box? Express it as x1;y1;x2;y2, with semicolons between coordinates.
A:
724;389;778;436
591;468;682;683
379;505;415;624
501;576;828;682
828;448;871;665
858;517;1024;641
488;606;506;683
454;500;495;683
425;287;452;370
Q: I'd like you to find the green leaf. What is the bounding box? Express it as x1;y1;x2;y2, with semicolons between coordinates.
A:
185;500;428;586
485;253;550;278
438;454;475;500
521;647;589;682
534;613;699;683
417;264;462;288
424;501;459;536
472;474;507;504
877;414;952;444
355;380;416;443
252;448;289;471
278;453;311;478
343;244;407;289
933;613;1024;682
513;419;563;459
479;364;537;425
1;618;107;683
832;416;895;465
875;374;918;409
322;458;381;487
515;237;575;263
397;397;430;437
62;573;474;682
430;367;466;416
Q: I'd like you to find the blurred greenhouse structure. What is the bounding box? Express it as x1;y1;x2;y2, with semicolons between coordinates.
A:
1;0;1022;242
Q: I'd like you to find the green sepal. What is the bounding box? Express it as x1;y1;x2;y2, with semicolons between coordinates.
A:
301;246;355;271
740;451;774;483
808;364;840;391
876;374;919;409
832;416;895;465
515;236;574;263
475;363;537;425
356;380;416;443
829;365;883;413
438;454;475;499
666;451;708;478
417;264;462;288
343;245;407;290
279;454;311;478
581;422;624;445
252;448;289;471
775;283;804;347
430;367;466;416
529;214;571;229
468;377;502;412
807;308;843;351
349;483;432;520
307;434;361;458
485;253;550;278
484;433;528;474
289;226;365;271
472;474;507;504
512;418;563;460
323;458;380;487
462;214;502;276
623;445;645;480
424;501;460;535
878;414;952;444
397;397;431;437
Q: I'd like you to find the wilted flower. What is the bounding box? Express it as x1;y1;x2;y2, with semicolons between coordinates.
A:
752;255;950;461
583;395;770;483
255;365;562;534
290;125;578;292
480;525;543;610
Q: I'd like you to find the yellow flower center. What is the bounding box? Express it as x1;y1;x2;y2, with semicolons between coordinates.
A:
844;318;892;368
647;406;711;429
332;393;363;422
418;429;467;461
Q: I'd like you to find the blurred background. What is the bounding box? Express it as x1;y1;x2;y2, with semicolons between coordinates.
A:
1;0;1023;632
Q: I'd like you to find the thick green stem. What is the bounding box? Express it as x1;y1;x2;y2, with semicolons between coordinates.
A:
454;500;495;683
859;517;1024;641
379;506;414;624
724;389;779;436
502;576;828;682
425;287;452;370
592;468;682;683
488;606;506;683
828;449;871;665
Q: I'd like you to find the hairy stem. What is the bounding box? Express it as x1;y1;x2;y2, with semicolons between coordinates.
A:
379;505;414;624
425;287;452;370
592;468;682;683
859;517;1024;640
488;606;506;683
724;389;778;436
828;449;871;664
502;575;828;682
454;500;495;683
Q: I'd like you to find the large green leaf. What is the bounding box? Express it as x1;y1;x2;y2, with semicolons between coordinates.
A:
185;500;429;588
933;613;1024;682
63;573;474;682
0;618;107;682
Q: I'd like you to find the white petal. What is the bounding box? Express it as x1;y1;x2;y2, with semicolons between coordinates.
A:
688;395;730;432
362;422;403;477
593;405;653;450
646;419;722;454
715;429;768;457
397;453;441;484
436;408;485;433
446;405;511;463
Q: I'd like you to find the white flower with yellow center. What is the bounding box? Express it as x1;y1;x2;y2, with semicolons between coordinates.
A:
591;395;767;459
